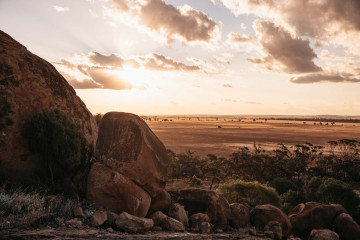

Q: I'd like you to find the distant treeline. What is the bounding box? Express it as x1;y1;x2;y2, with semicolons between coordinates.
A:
269;118;360;123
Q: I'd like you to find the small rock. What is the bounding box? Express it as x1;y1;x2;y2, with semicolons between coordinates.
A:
309;229;339;240
248;228;257;236
74;206;85;218
149;211;185;231
91;210;108;227
215;228;223;233
115;212;154;233
264;221;282;240
168;203;189;227
189;213;210;231
200;222;211;233
152;226;162;231
264;231;275;239
65;218;83;228
107;212;119;227
106;227;114;233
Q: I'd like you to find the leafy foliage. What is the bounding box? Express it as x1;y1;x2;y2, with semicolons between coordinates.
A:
24;109;83;189
217;179;281;208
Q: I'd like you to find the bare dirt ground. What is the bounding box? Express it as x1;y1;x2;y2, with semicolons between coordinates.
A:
147;118;360;157
0;227;271;240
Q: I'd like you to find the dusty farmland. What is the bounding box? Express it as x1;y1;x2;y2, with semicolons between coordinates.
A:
147;118;360;157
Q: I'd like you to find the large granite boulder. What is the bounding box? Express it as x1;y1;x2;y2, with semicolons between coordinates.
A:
289;202;347;240
168;188;230;229
229;203;250;228
88;112;170;216
0;30;97;194
87;162;151;217
333;213;360;240
250;204;292;238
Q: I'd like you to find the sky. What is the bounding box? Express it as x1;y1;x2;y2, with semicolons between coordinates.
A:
1;0;360;115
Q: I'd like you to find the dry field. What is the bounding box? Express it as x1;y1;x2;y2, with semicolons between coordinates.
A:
147;118;360;157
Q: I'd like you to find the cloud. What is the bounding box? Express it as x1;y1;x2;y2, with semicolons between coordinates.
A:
111;0;220;44
55;51;206;89
216;0;360;55
86;67;134;90
249;20;322;74
227;32;253;43
140;53;200;72
53;5;69;12
88;52;125;67
289;72;360;84
224;99;239;102
246;101;261;104
222;84;233;88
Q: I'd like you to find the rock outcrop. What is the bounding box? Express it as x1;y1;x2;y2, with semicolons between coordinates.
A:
289;202;347;240
88;112;170;216
168;188;230;230
250;204;292;238
0;30;97;194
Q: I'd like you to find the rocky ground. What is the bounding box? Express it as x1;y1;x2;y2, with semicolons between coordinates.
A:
0;227;271;240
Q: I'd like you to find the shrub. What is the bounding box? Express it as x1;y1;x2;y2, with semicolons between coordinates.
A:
269;178;298;195
281;190;306;214
24;109;83;190
304;177;360;220
217;179;281;208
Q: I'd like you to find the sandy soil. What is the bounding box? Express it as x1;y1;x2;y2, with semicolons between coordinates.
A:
147;119;360;157
0;227;271;240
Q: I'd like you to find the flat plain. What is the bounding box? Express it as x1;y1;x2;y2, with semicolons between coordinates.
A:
147;118;360;157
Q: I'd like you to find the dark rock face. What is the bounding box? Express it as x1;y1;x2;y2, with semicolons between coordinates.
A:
333;213;360;240
0;30;97;193
89;112;170;216
250;204;292;238
289;202;347;240
168;188;230;230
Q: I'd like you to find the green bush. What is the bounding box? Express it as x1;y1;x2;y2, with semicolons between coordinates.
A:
304;177;360;220
217;179;281;208
24;109;83;189
281;190;306;213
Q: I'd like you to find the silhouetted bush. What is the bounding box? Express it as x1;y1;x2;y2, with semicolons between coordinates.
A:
217;179;281;208
24;109;83;190
269;178;298;195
